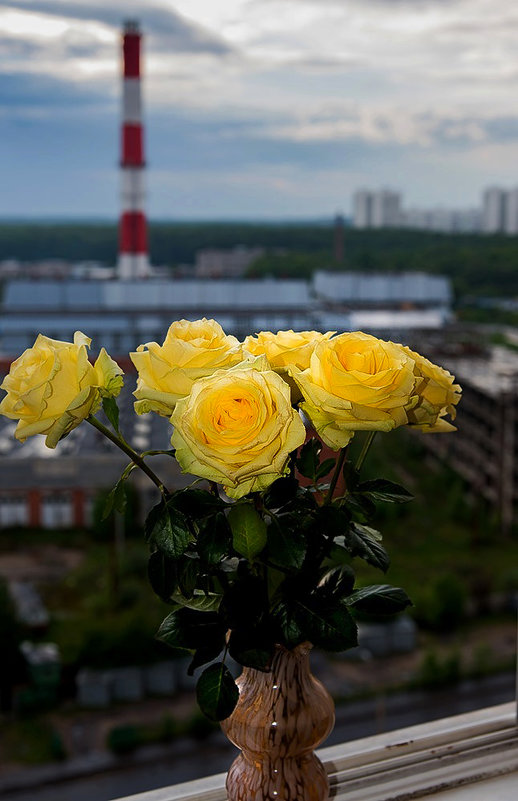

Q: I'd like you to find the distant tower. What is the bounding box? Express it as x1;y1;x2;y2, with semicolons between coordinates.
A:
117;19;150;279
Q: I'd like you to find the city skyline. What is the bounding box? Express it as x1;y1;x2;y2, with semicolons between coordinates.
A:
3;0;518;219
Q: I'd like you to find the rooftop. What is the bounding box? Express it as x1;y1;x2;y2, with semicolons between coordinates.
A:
444;345;518;397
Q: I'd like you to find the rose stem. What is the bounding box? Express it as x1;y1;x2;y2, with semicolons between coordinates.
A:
355;430;377;472
325;446;348;504
87;415;168;497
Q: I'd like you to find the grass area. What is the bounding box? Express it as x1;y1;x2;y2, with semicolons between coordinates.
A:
106;712;216;755
0;531;172;670
1;719;66;765
43;541;170;668
490;331;518;353
458;306;518;327
413;639;515;691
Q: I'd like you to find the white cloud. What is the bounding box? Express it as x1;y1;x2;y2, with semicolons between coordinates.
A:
3;0;518;215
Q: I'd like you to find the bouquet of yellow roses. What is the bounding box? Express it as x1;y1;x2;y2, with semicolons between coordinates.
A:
0;319;461;720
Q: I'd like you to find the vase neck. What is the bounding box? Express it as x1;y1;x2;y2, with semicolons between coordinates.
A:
241;642;312;684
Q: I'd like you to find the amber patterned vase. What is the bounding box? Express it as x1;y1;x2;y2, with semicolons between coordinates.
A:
221;642;335;801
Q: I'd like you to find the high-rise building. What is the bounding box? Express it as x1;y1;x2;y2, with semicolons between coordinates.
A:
117;20;150;280
353;190;373;228
504;189;518;235
371;189;401;228
452;209;483;233
353;189;402;229
399;206;482;233
482;187;506;234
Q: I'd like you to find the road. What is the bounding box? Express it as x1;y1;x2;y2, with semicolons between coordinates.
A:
1;672;515;801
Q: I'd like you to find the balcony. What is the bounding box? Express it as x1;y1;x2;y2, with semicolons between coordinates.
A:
113;702;518;801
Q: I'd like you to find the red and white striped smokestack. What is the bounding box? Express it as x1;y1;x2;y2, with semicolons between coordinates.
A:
117;19;150;280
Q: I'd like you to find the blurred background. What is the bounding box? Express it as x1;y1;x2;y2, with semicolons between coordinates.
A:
1;1;518;800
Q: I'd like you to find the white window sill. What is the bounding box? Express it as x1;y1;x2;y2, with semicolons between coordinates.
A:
115;702;518;801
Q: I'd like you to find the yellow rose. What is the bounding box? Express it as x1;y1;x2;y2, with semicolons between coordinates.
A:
243;330;334;371
0;332;123;448
401;346;461;432
243;329;335;404
289;331;417;449
170;362;306;499
131;318;243;417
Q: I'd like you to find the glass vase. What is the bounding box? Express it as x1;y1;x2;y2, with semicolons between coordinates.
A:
221;642;335;801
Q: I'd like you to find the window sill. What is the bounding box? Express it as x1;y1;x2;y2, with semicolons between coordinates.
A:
115;702;518;801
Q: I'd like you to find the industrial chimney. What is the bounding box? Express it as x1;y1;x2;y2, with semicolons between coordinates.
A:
117;19;150;279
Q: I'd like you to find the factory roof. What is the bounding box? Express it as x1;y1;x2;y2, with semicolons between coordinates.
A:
313;271;452;305
3;279;312;311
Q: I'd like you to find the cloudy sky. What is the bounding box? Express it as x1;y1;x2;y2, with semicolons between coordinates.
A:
2;0;518;219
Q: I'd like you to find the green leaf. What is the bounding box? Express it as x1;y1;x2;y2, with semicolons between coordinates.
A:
227;504;267;560
102;479;126;520
102;396;120;433
267;518;307;570
281;487;319;516
311;505;350;540
304;599;358;651
155;611;193;652
197;513;232;564
346;584;412;615
315;457;336;480
263;476;299;510
145;501;192;560
144;500;164;542
156;609;226;652
228;629;273;671
172;489;226;518
187;642;225;676
196;663;239;721
319;565;356;599
346;523;390;572
177;556;201;599
271;600;305;648
358;479;414;503
171;590;222;613
354;524;383;542
326;543;353;567
148;551;178;601
267;565;286;604
273;595;358;651
102;489;115;521
346;492;377;522
296;438;321;479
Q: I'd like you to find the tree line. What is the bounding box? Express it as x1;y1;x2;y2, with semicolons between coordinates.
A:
1;221;518;298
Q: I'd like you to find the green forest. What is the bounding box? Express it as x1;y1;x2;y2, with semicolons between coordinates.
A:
2;221;518;299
